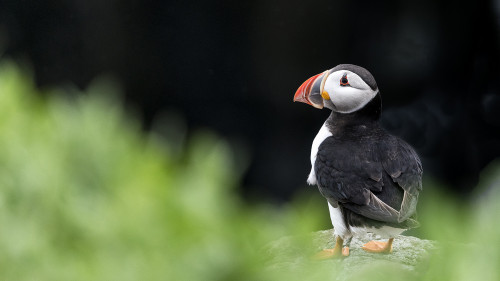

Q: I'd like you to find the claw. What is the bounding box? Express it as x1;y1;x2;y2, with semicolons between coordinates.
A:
342;246;350;257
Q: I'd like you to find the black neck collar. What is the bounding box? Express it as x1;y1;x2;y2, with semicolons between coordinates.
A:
326;91;382;129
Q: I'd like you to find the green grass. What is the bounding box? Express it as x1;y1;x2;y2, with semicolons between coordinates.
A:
0;59;499;280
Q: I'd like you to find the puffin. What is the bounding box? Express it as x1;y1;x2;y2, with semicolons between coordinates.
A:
293;64;422;258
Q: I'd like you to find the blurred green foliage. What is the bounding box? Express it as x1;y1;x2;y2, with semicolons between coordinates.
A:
0;60;328;280
0;59;499;280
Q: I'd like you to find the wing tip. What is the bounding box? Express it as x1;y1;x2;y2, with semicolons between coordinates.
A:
398;192;419;222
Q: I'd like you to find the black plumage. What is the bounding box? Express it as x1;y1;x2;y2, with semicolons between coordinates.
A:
315;92;422;231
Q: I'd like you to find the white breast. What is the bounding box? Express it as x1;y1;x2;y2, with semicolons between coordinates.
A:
307;123;332;185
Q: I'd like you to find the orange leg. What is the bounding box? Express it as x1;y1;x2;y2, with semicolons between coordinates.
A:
362;237;394;253
314;236;350;259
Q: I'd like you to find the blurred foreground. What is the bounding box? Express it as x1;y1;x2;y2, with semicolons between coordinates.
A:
0;60;499;280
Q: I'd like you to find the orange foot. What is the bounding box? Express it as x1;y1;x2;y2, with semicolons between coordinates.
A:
362;238;394;254
313;236;350;260
314;247;350;259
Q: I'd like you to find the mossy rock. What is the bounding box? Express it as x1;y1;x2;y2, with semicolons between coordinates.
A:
265;229;436;281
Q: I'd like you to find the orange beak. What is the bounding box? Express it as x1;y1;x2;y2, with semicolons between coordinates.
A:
293;70;329;109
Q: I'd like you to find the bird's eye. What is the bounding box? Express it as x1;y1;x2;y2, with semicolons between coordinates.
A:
340;74;350;86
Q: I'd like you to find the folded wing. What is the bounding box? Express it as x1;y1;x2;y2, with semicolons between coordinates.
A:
315;135;422;224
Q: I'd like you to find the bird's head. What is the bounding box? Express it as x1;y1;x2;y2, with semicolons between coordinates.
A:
293;64;379;114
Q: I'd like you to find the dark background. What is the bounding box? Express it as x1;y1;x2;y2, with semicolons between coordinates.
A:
1;0;499;202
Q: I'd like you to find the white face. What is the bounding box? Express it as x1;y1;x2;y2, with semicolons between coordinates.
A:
322;70;378;113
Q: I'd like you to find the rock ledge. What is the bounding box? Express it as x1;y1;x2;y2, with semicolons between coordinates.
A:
265;229;436;280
